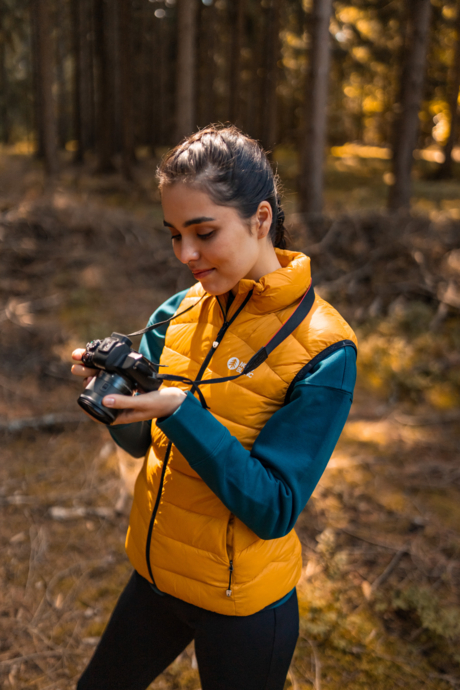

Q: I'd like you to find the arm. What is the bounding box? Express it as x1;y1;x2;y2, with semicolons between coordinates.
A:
158;346;356;539
107;289;189;456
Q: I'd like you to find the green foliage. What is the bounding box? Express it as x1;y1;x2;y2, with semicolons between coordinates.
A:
392;586;460;640
357;302;460;406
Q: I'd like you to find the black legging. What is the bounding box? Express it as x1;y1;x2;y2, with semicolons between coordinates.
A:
77;570;299;690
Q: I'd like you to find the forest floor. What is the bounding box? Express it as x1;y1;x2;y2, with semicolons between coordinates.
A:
1;151;460;690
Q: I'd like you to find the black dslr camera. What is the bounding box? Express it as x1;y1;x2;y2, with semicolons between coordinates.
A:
77;333;161;425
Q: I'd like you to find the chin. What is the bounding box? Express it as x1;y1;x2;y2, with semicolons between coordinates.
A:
196;276;232;296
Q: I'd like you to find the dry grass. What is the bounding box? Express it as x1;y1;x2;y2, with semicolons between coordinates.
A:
0;154;459;689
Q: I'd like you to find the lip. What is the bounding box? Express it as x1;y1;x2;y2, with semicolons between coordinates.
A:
191;268;215;279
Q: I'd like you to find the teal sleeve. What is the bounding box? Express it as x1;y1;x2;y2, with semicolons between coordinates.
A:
157;346;357;539
138;289;190;363
108;289;189;455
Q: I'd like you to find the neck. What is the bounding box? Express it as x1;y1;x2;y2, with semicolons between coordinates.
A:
231;244;282;295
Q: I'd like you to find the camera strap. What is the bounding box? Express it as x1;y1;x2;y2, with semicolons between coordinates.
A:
158;281;316;409
127;294;207;338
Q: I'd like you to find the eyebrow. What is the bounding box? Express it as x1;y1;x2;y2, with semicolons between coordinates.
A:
163;216;215;229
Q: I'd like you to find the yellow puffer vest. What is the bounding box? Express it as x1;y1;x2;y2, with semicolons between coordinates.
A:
126;250;357;615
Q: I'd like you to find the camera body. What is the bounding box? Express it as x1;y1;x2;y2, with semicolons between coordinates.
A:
77;332;161;425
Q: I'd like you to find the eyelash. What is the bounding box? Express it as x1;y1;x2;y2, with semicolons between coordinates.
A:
171;231;215;241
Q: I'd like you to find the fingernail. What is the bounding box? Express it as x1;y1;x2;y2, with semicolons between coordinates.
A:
104;397;115;406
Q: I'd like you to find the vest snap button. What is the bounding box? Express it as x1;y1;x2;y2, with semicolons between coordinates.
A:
212;341;219;349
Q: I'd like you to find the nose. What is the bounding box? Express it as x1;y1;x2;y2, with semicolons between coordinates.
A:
176;238;200;265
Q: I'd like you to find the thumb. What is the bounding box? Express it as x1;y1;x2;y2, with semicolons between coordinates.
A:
102;394;141;409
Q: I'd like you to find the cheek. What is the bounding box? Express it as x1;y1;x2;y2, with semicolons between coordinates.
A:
216;228;256;266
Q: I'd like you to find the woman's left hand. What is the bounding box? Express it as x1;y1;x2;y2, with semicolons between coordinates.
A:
103;387;186;425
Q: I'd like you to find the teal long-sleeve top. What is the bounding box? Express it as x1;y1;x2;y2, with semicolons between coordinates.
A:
109;290;356;541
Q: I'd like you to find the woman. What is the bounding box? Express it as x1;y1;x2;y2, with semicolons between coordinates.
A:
72;125;357;690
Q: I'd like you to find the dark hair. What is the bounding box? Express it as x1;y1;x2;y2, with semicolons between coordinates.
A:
157;125;288;249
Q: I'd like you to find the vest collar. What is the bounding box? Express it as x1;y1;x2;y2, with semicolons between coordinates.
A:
231;249;311;315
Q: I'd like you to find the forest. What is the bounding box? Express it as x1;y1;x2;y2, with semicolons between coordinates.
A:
1;0;460;688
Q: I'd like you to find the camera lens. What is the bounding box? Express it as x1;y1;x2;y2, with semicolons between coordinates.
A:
78;372;134;425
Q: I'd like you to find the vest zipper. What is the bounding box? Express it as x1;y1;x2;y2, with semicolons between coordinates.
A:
226;560;233;597
146;292;252;590
195;291;253;383
145;440;172;587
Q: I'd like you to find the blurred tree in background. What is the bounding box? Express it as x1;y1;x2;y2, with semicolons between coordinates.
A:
0;0;459;203
2;3;460;689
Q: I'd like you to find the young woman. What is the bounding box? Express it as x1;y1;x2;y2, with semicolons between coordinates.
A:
72;125;357;690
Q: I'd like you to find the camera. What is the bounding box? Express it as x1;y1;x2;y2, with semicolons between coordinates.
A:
77;333;161;425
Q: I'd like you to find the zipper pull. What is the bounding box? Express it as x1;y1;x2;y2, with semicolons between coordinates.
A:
226;560;233;597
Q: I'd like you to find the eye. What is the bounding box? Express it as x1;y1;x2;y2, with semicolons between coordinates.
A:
197;230;214;240
171;234;181;241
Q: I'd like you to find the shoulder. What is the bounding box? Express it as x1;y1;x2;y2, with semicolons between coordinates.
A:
139;288;191;362
286;344;357;404
293;293;358;359
147;288;191;326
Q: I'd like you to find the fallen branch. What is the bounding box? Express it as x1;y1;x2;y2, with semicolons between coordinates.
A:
0;649;84;670
0;413;90;433
48;506;116;521
370;543;409;594
299;635;322;690
340;529;406;551
393;410;460;426
316;245;395;292
306;218;343;256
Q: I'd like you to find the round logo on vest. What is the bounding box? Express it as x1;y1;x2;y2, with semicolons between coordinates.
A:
227;356;254;377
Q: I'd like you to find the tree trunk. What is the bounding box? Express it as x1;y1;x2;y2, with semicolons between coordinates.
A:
438;3;460;179
119;0;135;179
71;0;83;162
85;0;96;151
175;0;198;141
388;0;432;211
0;15;9;144
197;1;216;128
55;1;67;149
33;0;58;175
30;1;44;158
299;0;333;216
229;0;244;125
261;0;281;151
93;0;115;172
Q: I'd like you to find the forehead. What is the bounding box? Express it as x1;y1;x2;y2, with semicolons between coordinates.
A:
161;183;237;227
161;183;215;213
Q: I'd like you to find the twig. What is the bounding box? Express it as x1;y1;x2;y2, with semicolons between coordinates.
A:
300;635;321;690
307;219;342;256
370;651;459;689
392;410;460;426
287;668;301;690
45;556;116;609
317;245;395;291
48;505;116;521
0;412;90;432
0;649;84;669
340;529;406;552
370;543;409;593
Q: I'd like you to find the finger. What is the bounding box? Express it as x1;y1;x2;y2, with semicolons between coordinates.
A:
71;364;98;378
102;393;152;410
111;409;151;425
72;348;86;361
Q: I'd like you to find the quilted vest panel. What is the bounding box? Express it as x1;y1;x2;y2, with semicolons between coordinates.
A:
126;250;357;615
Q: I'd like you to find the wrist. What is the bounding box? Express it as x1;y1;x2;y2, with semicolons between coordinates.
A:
158;387;186;418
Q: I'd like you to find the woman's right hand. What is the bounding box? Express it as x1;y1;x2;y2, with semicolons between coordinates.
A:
71;348;98;385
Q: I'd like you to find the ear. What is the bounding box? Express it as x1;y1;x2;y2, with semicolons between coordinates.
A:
254;201;273;240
